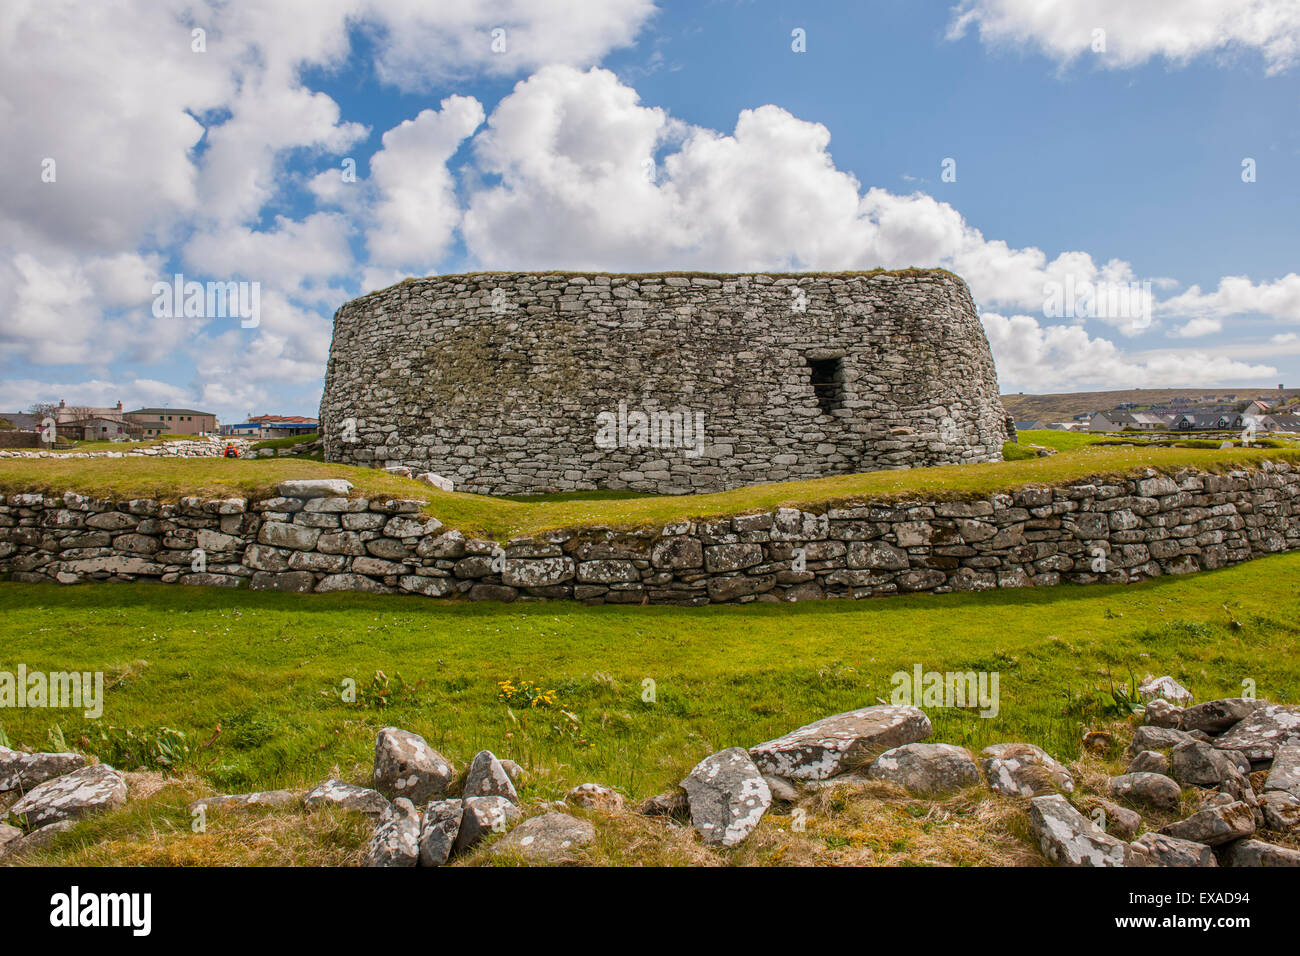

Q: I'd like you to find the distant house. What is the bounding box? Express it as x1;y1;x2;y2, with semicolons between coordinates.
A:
1264;413;1300;433
1172;413;1243;431
125;407;218;437
62;416;144;441
1243;399;1272;416
1089;411;1139;432
50;400;131;426
220;414;318;439
0;413;38;431
1015;420;1047;432
1130;413;1173;430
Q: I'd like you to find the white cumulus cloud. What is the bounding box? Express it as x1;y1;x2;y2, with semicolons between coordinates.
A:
948;0;1300;74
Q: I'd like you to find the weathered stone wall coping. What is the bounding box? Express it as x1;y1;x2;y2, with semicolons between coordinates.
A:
2;462;1297;605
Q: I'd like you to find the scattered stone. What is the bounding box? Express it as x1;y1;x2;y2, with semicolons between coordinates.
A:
1130;832;1218;867
1143;699;1182;729
1127;725;1193;756
680;747;772;847
1200;790;1237;810
0;822;22;853
418;799;463;866
1213;703;1300;763
1028;794;1132;867
867;743;979;795
748;705;932;781
639;790;689;817
2;820;75;857
565;783;625;812
981;743;1075;797
1259;791;1300;832
1265;745;1300;798
0;748;87;792
1127;750;1169;776
1180;698;1265;735
499;758;526;784
187;790;301;814
1160;801;1255;846
1083;798;1141;840
1219;838;1300;867
454;796;521;854
462;750;519;804
372;727;454;804
364;797;420;867
762;774;799;803
276;478;353;499
489;811;595;864
9;764;126;827
414;472;454;492
1108;772;1182;812
303;779;390;815
1170;740;1251;795
1139;676;1192;705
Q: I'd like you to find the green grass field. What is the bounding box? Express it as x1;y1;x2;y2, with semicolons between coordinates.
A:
2;554;1298;865
250;432;319;451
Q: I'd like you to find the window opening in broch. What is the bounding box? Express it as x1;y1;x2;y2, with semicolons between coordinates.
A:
807;356;845;415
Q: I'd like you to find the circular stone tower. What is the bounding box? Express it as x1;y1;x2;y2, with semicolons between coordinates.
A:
320;270;1013;495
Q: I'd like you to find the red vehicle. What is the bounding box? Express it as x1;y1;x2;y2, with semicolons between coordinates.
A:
223;443;240;459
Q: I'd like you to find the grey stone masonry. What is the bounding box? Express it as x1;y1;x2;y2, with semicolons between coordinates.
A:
2;462;1297;605
319;270;1012;495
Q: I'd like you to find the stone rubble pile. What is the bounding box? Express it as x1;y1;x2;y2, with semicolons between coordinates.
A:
3;684;1297;866
183;728;595;867
1024;679;1300;867
0;748;127;858
643;686;1299;867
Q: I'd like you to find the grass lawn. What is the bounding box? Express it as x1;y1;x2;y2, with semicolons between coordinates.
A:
251;432;319;451
1015;429;1108;452
1;440;1295;539
2;555;1298;865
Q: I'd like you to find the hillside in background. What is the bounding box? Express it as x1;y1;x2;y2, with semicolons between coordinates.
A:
1001;387;1300;421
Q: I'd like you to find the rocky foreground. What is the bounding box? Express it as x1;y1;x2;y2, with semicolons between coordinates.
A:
2;678;1297;866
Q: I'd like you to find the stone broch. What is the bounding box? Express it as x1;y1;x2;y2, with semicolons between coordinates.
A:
319;270;1013;495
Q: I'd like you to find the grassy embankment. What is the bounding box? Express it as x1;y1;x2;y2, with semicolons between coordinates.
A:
250;432;319;451
0;431;1294;540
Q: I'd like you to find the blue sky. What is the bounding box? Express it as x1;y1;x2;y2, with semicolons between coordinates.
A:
3;0;1299;423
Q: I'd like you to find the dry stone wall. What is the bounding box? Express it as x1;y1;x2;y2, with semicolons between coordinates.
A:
2;463;1297;604
0;438;253;460
319;270;1013;495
